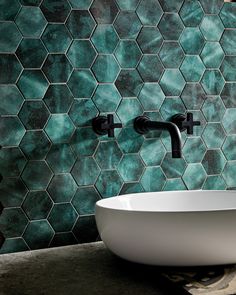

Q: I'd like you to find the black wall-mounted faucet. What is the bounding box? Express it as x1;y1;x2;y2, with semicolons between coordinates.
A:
92;114;122;138
171;113;200;135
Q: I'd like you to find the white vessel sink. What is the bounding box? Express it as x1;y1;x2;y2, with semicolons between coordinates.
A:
95;190;236;266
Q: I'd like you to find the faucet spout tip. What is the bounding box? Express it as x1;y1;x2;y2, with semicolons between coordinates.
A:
172;150;182;158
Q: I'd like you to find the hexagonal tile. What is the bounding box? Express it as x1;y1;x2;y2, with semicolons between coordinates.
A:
73;215;98;243
200;43;224;69
202;123;226;148
120;182;144;195
72;157;100;186
114;11;142;39
181;83;206;110
21;160;53;190
0;85;23;116
95;141;122;170
180;28;205;54
41;0;71;22
0;22;22;53
46;143;76;174
141;167;166;192
50;232;77;248
183;137;206;163
138;55;164;82
159;0;183;12
66;10;96;39
137;0;163;26
45;114;75;144
115;69;143;97
20;130;51;160
179;0;203;27
161;152;186;178
138;83;164;111
42;24;72;53
92;55;119;83
44;85;73;114
115;0;139;10
48;203;78;232
115;40;141;69
202;149;226;175
202;96;225;122
160;69;185;96
0;54;22;84
72;187;100;215
90;0;118;24
140;139;165;166
23;191;53;220
137;27;163;54
220;56;236;82
17;70;48;99
158;13;184;41
220;3;236;28
117;127;144;153
180;55;205;83
220;30;236;55
15;7;47;37
23;220;54;250
201;70;224;95
199;0;223;14
68;69;97;98
200;15;224;42
117;98;143;126
69;0;93;9
118;154;144;182
48;174;77;203
222;135;236;161
70;127;98;156
222;109;236;135
19;101;50;130
0;147;26;177
221;83;236;108
183;163;207;190
0;238;28;254
91;25;119;54
163;178;186;191
160;97;185;120
203;175;226;190
95;170;122;198
0;117;25;147
222;161;236;188
92;84;121;112
0;0;21;20
20;0;43;6
159;41;184;68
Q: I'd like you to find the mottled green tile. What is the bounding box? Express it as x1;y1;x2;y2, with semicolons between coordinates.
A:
69;0;92;9
117;127;144;153
137;0;163;26
180;55;205;82
138;83;164;111
201;70;224;95
0;54;22;84
137;27;163;54
220;56;236;82
92;55;119;83
0;238;28;254
161;152;186;178
95;141;122;170
117;98;143;126
21;160;53;190
158;13;184;40
220;3;236;28
202;149;226;175
23;191;53;220
50;232;77;248
160;97;185;121
20;0;42;5
202;96;225;122
180;28;205;54
0;22;22;53
114;11;142;39
203;175;227;191
0;85;23;116
116;0;139;10
199;0;223;14
115;70;143;97
200;15;224;42
159;41;184;68
181;83;206;110
95;170;122;197
222;109;236;135
160;69;185;96
183;163;207;190
220;30;236;55
140;139;166;166
90;0;118;24
159;0;184;12
120;182;144;195
0;147;26;177
0;117;25;146
221;83;236;108
222;161;236;188
202;123;226;149
73;215;98;243
183;137;206;163
200;42;224;69
222;135;236;161
138;55;164;82
163;178;186;191
141;166;166;192
41;0;71;22
118;154;144;182
180;0;203;27
115;40;141;69
0;0;21;20
72;186;100;215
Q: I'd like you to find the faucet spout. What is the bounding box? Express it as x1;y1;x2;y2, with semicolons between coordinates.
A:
134;116;182;158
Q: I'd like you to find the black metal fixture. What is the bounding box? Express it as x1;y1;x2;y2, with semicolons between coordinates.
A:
92;114;122;138
171;113;200;135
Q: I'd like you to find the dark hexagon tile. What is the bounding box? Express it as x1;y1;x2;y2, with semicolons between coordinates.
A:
117;98;143;126
95;170;122;198
16;38;47;69
202;96;225;122
15;7;47;38
220;30;236;55
137;27;163;54
115;69;143;97
69;0;92;9
46;143;76;174
179;0;203;27
48;174;77;203
159;41;184;68
202;123;226;149
44;84;73;114
200;15;224;42
163;178;186;191
0;54;22;84
179;28;205;55
0;238;29;254
66;10;96;39
140;139;165;166
159;0;183;12
95;141;122;170
20;0;42;5
0;22;22;53
72;157;100;186
118;154;144;182
0;117;25;147
48;203;78;232
160;97;185;121
1;208;28;238
114;11;142;39
222;135;236;161
90;0;118;24
200;43;224;69
0;85;24;116
115;40;141;69
117;127;144;154
158;13;184;41
180;55;205;83
202;149;226;175
222;109;236;135
20;130;51;160
19;101;50;130
73;215;98;243
141;166;166;192
49;232;77;248
17;70;48;100
221;83;236;108
222;161;236;188
220;56;236;82
92;55;119;83
160;69;185;96
181;83;206;110
41;0;71;23
203;175;227;191
199;0;223;14
201;70;224;95
23;220;54;250
137;55;164;82
183;137;206;163
120;182;144;195
68;69;97;98
138;83;164;111
161;152;186;178
0;0;21;20
137;0;163;26
22;191;53;220
183;163;207;190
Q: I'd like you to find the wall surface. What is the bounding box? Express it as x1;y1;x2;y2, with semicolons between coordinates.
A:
0;0;236;254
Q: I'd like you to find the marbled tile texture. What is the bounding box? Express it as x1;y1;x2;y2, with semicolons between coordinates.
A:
0;0;236;254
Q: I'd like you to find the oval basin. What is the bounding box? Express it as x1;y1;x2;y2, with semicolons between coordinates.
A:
95;190;236;266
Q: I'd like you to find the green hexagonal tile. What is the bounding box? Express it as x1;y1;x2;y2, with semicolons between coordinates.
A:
115;40;141;69
72;157;100;186
0;22;22;53
202;149;226;175
159;0;184;12
0;147;26;177
183;163;207;190
17;70;49;100
15;7;47;38
181;83;206;110
203;175;227;190
92;55;119;83
180;28;205;54
41;0;71;22
137;27;163;54
0;238;28;254
183;137;206;163
115;69;143;97
221;83;236;108
118;154;144;182
23;220;54;250
161;152;186;178
138;83;165;111
90;0;118;24
220;3;236;28
22;160;53;190
202;96;225;122
50;232;77;248
116;0;139;10
179;0;203;27
117;98;143;126
95;141;122;170
200;15;224;42
42;24;72;53
137;0;163;26
23;191;53;220
120;182;144;195
199;0;223;14
200;43;224;69
158;13;184;41
141;166;166;192
0;116;25;147
19;101;50;130
201;70;224;95
202;123;226;148
220;56;236;82
114;11;142;39
73;215;98;243
68;69;97;98
180;55;205;83
159;41;184;68
220;30;236;55
0;85;23;116
69;0;92;9
0;0;21;20
0;54;22;84
138;55;164;82
163;178;186;191
222;135;236;161
20;0;42;5
160;97;185;121
140;139;165;166
222;161;236;188
95;170;123;198
160;69;185;96
222;109;236;135
117;127;144;154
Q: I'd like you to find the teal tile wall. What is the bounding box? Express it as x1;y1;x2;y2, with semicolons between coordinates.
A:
0;0;236;254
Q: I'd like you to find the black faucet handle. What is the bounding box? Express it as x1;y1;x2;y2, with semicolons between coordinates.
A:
171;113;200;135
92;114;122;137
